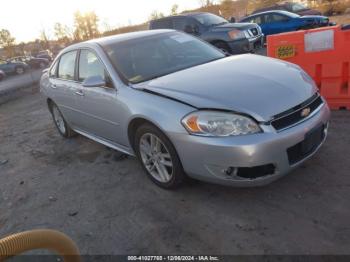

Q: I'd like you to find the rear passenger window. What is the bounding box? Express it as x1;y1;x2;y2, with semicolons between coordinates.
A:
267;14;289;23
151;18;173;29
274;14;289;22
58;51;77;80
49;60;58;78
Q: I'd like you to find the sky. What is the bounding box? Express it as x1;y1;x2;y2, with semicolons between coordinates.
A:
0;0;203;43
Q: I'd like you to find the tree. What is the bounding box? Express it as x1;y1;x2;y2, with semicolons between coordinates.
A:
0;29;16;57
171;4;179;15
54;23;73;44
149;10;165;20
219;0;249;19
73;11;100;41
40;28;50;49
199;0;214;7
18;42;26;55
220;0;233;18
247;0;280;13
320;0;341;15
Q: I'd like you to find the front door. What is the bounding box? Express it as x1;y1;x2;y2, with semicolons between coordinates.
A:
265;14;293;35
72;49;125;145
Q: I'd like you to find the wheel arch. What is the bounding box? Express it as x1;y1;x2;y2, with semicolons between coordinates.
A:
47;98;55;113
210;40;232;52
210;39;226;45
127;117;164;151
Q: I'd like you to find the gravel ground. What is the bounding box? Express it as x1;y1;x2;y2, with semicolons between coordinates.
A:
0;69;43;105
0;91;350;255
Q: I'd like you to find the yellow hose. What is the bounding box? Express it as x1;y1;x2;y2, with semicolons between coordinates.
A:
0;229;80;262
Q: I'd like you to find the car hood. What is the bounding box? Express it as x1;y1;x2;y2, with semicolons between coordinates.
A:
210;22;257;31
133;55;317;122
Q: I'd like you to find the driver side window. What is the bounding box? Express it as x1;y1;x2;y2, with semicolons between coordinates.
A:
250;16;262;24
78;50;113;88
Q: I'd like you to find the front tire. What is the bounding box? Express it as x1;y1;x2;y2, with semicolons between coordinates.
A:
50;102;76;138
213;41;231;54
135;124;186;189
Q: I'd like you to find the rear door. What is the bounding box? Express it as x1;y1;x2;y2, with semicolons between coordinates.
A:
49;50;82;127
265;13;294;35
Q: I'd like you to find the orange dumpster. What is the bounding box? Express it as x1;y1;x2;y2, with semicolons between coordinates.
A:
267;25;350;110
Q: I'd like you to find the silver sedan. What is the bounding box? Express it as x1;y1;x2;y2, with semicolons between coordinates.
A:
40;30;330;189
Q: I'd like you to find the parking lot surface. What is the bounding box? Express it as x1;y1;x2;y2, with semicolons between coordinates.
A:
0;70;43;92
0;90;350;255
0;70;43;105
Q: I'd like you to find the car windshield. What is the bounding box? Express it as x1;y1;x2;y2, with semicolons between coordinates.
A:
193;13;228;26
103;32;225;84
291;3;307;12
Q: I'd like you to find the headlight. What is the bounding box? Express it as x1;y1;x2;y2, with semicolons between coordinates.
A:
228;29;246;40
181;111;261;137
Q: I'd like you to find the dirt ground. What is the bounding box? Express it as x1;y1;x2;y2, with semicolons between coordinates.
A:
330;14;350;25
0;91;350;255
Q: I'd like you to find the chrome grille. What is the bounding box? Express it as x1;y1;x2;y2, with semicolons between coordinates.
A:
249;28;259;36
270;93;324;131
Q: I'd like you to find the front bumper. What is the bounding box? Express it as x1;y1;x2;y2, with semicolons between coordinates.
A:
228;35;264;54
169;103;330;187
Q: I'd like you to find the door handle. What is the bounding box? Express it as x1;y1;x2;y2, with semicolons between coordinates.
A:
75;90;84;96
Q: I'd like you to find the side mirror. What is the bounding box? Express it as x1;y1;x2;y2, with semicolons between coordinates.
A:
229;17;236;23
82;75;106;88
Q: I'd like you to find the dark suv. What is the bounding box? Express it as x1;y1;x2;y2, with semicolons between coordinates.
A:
149;12;264;54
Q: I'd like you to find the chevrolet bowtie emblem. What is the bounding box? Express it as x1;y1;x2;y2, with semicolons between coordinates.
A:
301;107;311;117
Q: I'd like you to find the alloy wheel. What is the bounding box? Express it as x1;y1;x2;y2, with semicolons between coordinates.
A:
52;106;66;134
139;133;173;183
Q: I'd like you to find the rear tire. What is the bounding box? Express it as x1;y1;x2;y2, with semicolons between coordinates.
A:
134;123;187;189
50;102;76;138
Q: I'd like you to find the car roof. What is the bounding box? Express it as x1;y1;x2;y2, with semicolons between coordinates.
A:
64;29;175;51
245;10;298;18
